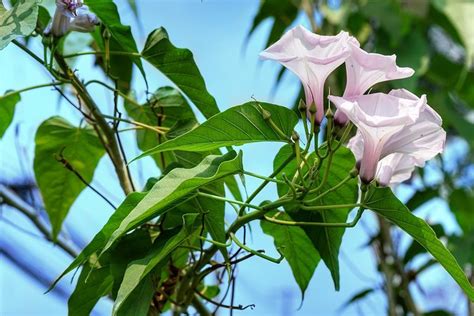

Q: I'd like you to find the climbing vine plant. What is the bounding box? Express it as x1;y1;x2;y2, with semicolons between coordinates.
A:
0;0;473;315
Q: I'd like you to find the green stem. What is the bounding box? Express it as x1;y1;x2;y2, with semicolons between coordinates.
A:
84;79;142;107
292;137;306;186
238;154;295;216
198;236;232;248
62;50;142;59
306;174;353;203
264;207;364;227
311;150;334;194
12;39;46;66
191;296;211;316
101;114;168;134
229;233;284;263
242;170;304;189
301;203;361;211
0;81;68;99
197;191;262;210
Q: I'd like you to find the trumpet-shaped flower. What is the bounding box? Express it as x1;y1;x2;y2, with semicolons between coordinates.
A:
329;89;445;185
260;25;354;124
348;134;417;186
45;0;99;36
334;42;415;125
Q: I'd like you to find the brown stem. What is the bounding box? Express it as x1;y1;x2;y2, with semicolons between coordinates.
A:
377;216;420;316
0;184;77;258
53;53;135;195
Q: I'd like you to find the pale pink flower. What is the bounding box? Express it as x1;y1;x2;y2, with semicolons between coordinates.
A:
45;0;98;36
260;25;354;124
348;134;417;186
330;89;445;185
334;42;415;125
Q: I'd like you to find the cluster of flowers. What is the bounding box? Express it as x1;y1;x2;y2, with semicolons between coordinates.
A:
45;0;99;37
261;25;446;186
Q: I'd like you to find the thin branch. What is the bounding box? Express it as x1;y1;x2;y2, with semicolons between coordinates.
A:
55;151;117;209
196;290;254;311
0;184;77;258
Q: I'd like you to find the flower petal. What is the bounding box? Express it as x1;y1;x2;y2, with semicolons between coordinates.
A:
260;25;352;124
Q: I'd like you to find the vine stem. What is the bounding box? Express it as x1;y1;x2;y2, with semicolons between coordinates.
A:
0;81;68;98
12;39;46;66
62;50;142;59
101;114;169;134
12;39;136;195
242;170;304;189
305;173;354;202
53;53;135;195
0;184;77;258
197;191;262;210
237;154;295;216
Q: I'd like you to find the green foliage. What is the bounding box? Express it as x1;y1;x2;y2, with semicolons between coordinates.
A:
248;0;299;49
125;86;198;170
83;0;145;79
91;26;133;93
435;0;474;67
3;0;474;313
102;151;242;254
365;186;474;300
261;210;320;297
449;189;474;234
68;266;114;316
134;101;298;160
141;27;220;119
272;144;359;291
113;214;199;314
0;91;20;138
33;116;105;239
0;0;38;50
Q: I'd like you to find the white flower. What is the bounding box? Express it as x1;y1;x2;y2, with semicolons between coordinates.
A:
334;41;415;125
330;89;446;185
260;25;354;125
45;0;99;37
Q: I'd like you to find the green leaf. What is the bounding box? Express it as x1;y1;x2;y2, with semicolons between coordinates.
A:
403;224;446;265
49;192;147;291
107;229;153;299
0;0;38;50
91;26;133;93
141;27;219;119
273;145;358;291
116;274;154;316
125;86;199;170
134;101;298;161
200;183;228;258
248;0;298;49
102;151;243;255
450;231;474;267
113;214;199;314
261;211;320;298
365;186;474;300
449;189;474;234
125;87;243;201
83;0;145;80
406;188;439;211
298;147;358;291
436;0;474;67
68;266;114;316
0;91;20;138
33;116;105;239
340;288;374;310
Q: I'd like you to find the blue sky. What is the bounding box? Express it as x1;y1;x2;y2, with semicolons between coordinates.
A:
0;1;467;315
